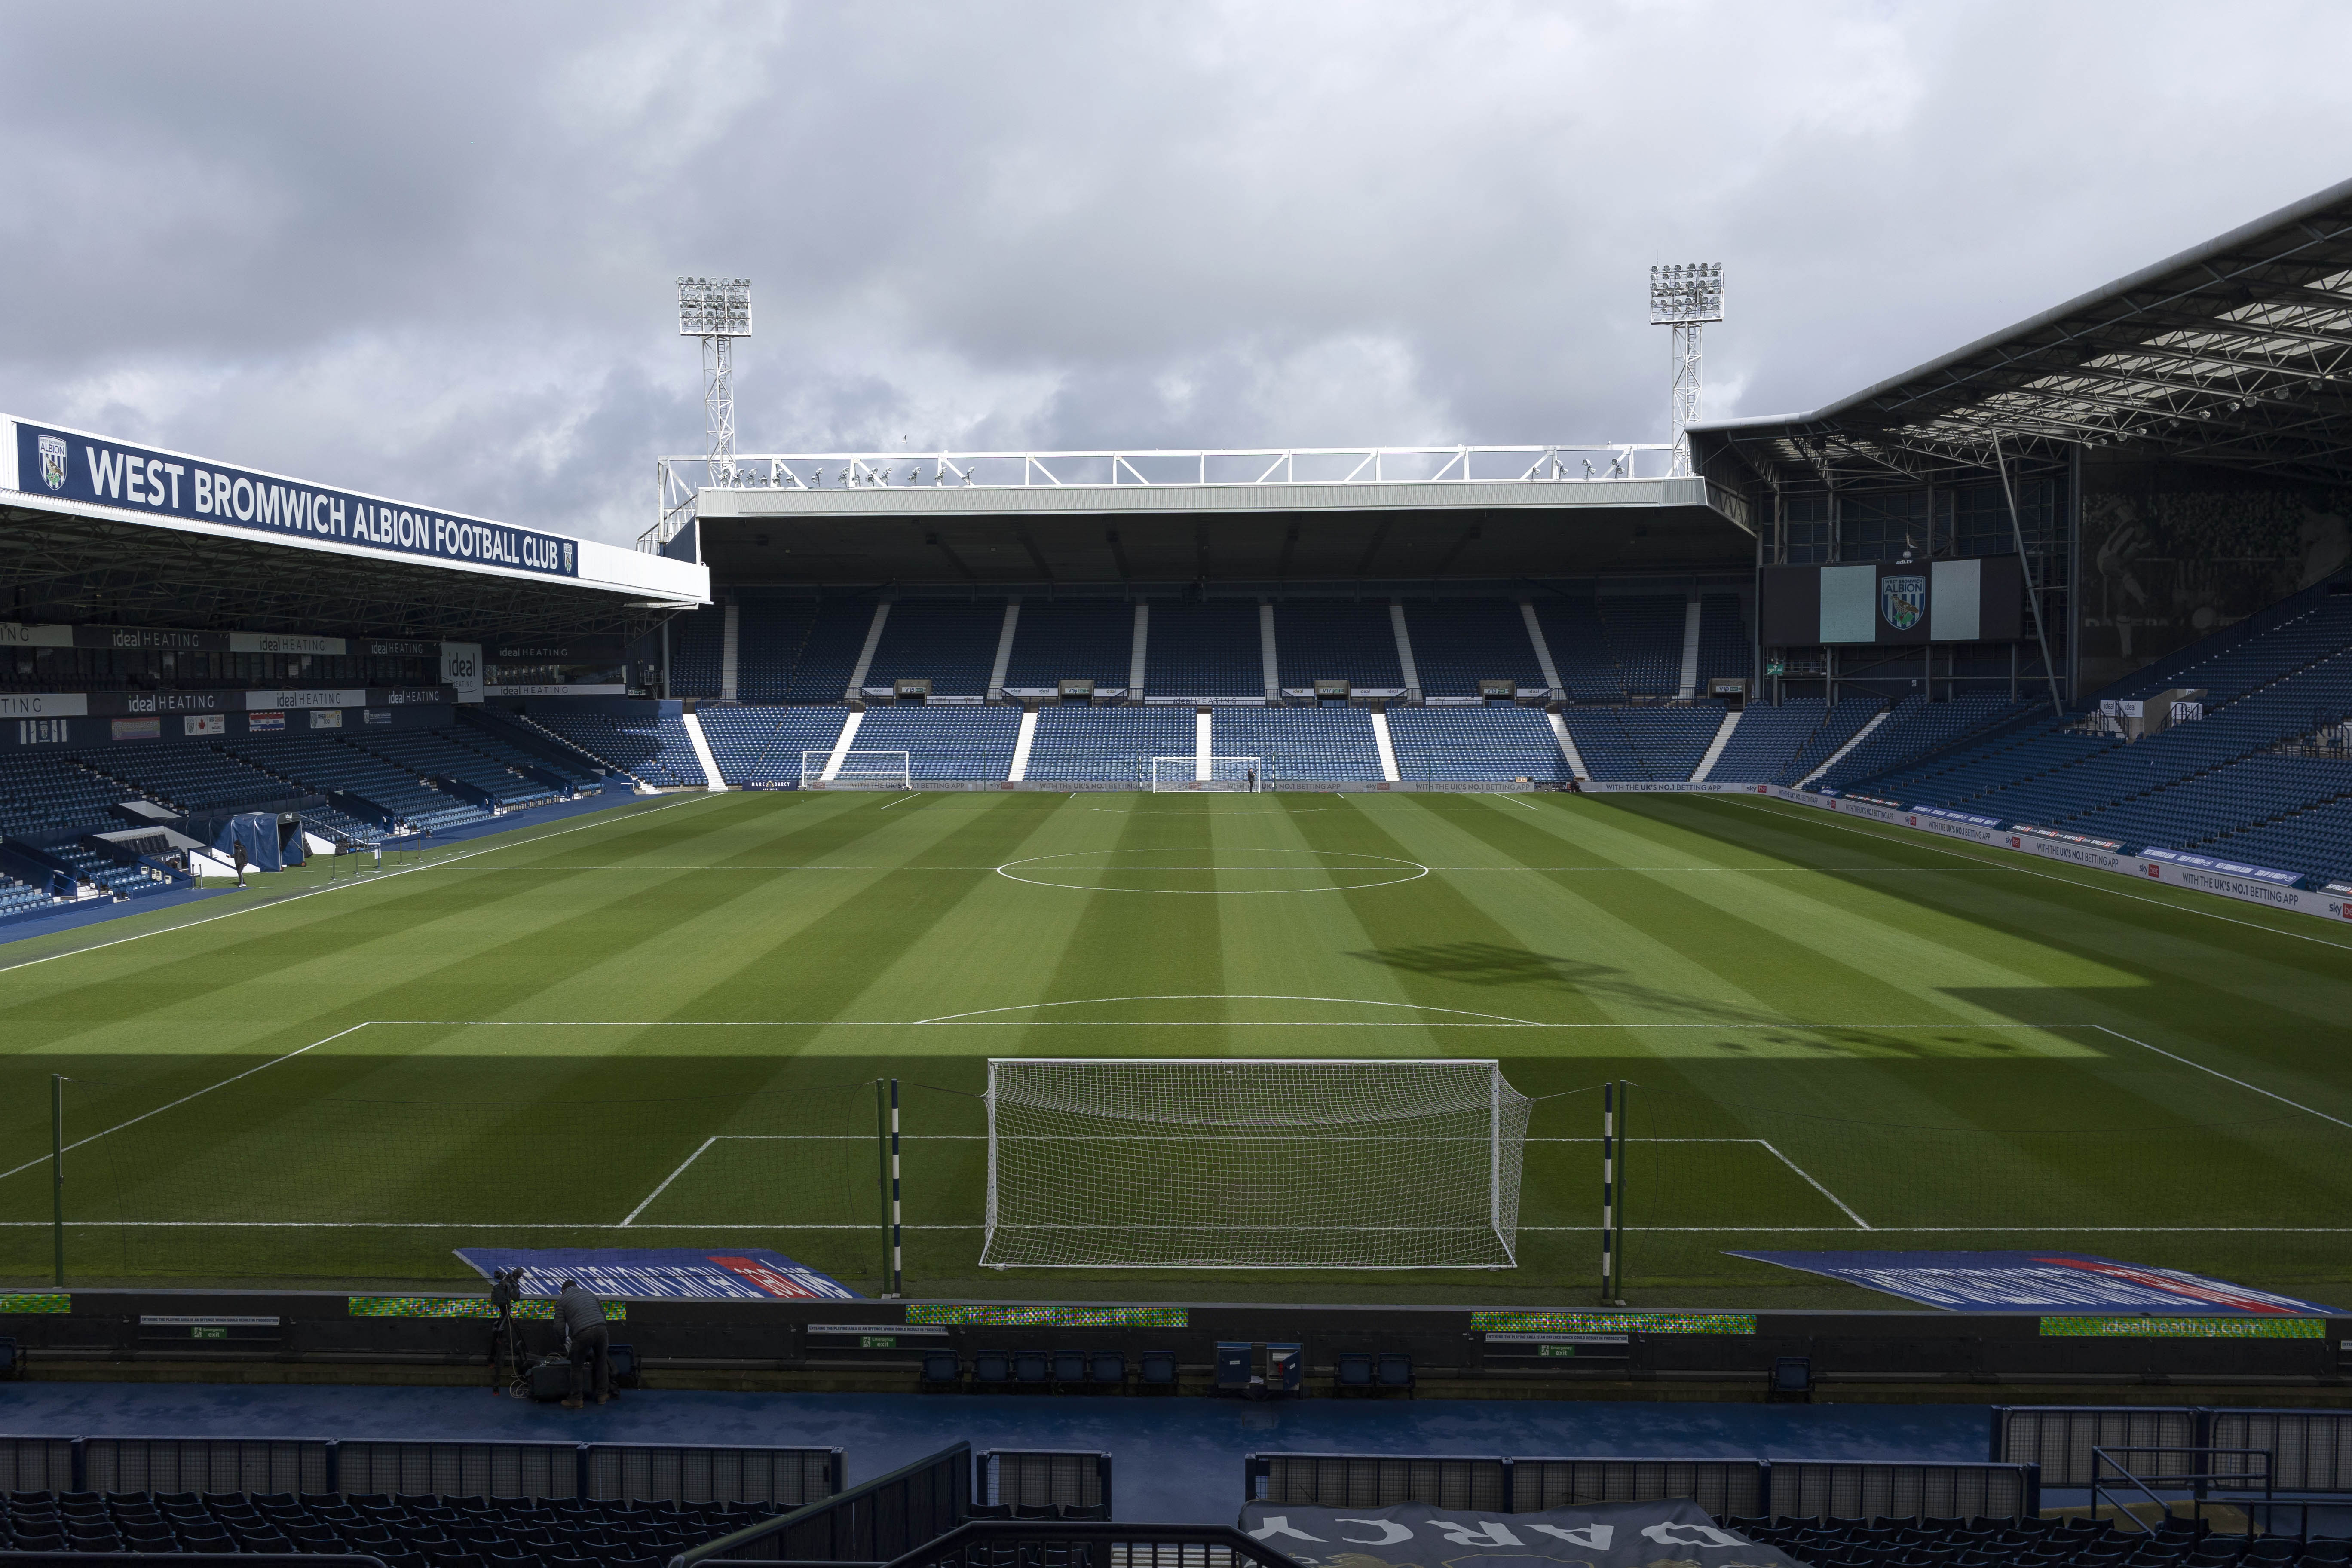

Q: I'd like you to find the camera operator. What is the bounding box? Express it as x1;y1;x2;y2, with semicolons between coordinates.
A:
488;1268;524;1391
554;1278;613;1409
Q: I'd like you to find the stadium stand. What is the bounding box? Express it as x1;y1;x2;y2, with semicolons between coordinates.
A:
784;600;882;702
1562;706;1721;781
1145;601;1262;696
1811;693;2018;792
521;708;704;789
456;709;607;791
72;741;295;814
44;839;171;897
451;712;604;791
1400;598;1545;697
1389;704;1571;781
1531;597;1623;700
355;731;564;810
1210;706;1384;782
0;867;59;918
665;603;725;699
867;599;1005;696
1002;599;1135;690
1707;698;1825;784
835;704;1022;780
227;737;495;831
1272;601;1404;690
1599;594;1689;698
698;706;851;784
0;752;136;837
1695;591;1749;687
735;596;820;702
1022;706;1196;781
0;1484;781;1562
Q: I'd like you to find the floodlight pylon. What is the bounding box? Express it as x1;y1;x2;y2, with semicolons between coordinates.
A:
1648;262;1724;478
679;277;753;485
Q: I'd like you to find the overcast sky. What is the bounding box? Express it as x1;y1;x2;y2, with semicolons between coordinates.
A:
4;1;2349;545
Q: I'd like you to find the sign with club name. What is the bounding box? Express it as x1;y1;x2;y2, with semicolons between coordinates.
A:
1729;1250;2342;1314
1240;1502;1803;1568
14;420;579;579
455;1246;858;1301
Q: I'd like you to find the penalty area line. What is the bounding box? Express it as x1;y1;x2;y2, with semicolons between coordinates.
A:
0;1021;376;1185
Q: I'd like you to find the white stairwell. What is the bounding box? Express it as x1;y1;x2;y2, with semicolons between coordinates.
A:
1546;710;1588;781
680;709;728;791
821;709;866;783
503;709;655;793
1799;709;1887;788
1688;709;1740;783
1368;708;1402;782
1008;708;1038;781
1677;596;1702;701
1195;709;1214;782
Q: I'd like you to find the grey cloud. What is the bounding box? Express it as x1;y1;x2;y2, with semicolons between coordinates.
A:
3;0;2349;545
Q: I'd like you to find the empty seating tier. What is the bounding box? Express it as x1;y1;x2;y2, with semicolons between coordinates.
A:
1023;707;1197;781
1002;600;1134;690
522;709;705;790
1210;707;1383;781
1388;706;1571;781
0;753;135;838
1273;601;1403;691
1401;598;1545;697
1145;602;1262;696
76;742;293;813
851;704;1023;780
699;707;851;785
227;737;496;832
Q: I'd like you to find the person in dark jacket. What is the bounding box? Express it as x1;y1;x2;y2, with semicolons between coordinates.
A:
554;1279;612;1408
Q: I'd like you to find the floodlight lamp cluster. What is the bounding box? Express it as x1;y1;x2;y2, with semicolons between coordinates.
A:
677;276;753;337
1648;261;1725;325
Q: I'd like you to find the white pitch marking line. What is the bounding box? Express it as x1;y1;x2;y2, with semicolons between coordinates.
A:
368;1017;2090;1030
1490;794;1542;812
7;1219;2349;1234
1756;1139;1872;1230
2094;1023;2352;1132
0;1020;376;1184
910;992;1554;1028
621;1136;718;1225
1717;794;2352;953
0;792;724;977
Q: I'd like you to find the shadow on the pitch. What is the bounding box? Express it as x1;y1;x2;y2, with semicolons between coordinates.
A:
1350;940;1764;1024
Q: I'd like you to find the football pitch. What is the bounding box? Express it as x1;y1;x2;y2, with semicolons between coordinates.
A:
2;786;2348;1310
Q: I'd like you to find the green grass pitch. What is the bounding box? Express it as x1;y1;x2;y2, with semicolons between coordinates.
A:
2;786;2348;1311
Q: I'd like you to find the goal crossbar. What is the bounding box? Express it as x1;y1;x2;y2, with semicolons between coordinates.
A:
802;748;913;789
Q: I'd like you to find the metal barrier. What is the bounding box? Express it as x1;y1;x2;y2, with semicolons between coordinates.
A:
1991;1406;2202;1489
0;1436;76;1493
588;1444;843;1507
979;1449;1112;1514
1246;1453;1507;1512
337;1439;582;1500
81;1438;333;1496
1769;1460;2036;1522
2208;1409;2352;1493
1510;1458;1764;1518
880;1520;1301;1568
680;1442;969;1564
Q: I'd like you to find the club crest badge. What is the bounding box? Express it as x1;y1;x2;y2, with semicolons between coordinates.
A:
1880;573;1926;631
37;435;67;492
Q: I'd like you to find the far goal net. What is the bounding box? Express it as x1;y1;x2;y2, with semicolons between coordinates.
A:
979;1057;1534;1269
800;748;913;789
1148;756;1264;792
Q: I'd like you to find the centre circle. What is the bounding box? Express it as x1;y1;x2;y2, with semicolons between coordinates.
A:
996;848;1430;894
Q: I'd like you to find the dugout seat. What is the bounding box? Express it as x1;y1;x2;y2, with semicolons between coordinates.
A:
1013;1349;1050;1384
920;1351;960;1384
1375;1351;1413;1389
1335;1351;1374;1389
971;1349;1013;1384
1138;1350;1177;1385
1087;1351;1124;1384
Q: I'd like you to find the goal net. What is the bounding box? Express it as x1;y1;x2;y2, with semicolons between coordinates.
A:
801;749;913;789
979;1058;1534;1269
1148;756;1264;792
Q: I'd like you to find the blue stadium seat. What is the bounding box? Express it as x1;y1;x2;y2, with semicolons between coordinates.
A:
1209;708;1382;782
1023;707;1196;782
1387;706;1569;782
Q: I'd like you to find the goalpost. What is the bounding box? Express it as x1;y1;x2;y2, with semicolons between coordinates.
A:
800;749;913;789
979;1058;1534;1269
1148;756;1265;792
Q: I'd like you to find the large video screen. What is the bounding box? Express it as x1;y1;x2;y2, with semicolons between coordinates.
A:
1760;557;2024;646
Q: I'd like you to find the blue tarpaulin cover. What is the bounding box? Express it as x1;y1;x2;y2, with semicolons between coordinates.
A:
1729;1249;2340;1313
214;812;283;872
455;1246;859;1301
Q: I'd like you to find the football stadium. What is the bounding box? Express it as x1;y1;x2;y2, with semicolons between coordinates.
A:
5;176;2352;1559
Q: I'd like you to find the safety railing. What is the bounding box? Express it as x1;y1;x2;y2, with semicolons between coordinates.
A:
678;1442;968;1565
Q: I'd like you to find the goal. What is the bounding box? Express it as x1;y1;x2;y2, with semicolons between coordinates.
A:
979;1058;1534;1269
800;749;913;789
1148;756;1265;792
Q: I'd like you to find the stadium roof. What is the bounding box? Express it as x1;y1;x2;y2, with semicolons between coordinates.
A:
673;446;1757;587
2;415;704;640
1694;176;2352;490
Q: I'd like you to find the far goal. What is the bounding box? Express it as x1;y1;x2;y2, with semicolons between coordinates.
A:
979;1057;1534;1269
800;749;913;789
1148;756;1265;792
